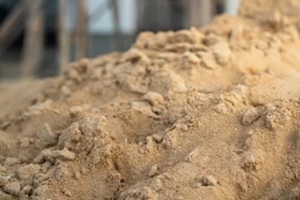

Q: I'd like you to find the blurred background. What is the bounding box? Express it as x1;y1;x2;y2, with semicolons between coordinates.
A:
0;0;240;80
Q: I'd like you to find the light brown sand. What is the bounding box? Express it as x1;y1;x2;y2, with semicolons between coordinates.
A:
1;1;300;199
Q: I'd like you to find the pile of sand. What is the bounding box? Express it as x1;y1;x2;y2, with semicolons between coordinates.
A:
1;0;300;199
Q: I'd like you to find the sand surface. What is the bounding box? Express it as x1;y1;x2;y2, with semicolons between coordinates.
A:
1;0;300;199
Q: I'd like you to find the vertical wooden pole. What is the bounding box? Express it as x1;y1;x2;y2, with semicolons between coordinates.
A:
75;0;88;59
58;0;70;73
136;0;144;32
111;0;122;51
188;0;215;27
22;0;44;78
140;0;153;31
170;0;184;30
0;1;26;54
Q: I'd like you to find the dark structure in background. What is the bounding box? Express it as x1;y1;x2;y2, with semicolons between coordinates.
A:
0;0;59;78
137;0;187;32
0;0;225;80
137;0;224;32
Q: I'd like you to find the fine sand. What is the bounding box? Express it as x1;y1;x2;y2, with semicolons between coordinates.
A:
1;0;300;199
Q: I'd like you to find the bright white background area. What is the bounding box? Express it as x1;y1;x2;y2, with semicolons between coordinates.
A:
87;0;137;34
225;0;241;15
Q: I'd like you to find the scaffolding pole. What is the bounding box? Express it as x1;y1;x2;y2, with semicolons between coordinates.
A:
22;0;44;78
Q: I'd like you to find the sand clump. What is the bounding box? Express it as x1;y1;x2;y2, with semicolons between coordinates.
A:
1;0;300;199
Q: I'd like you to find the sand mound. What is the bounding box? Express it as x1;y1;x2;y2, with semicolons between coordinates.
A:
1;1;300;199
240;0;300;28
